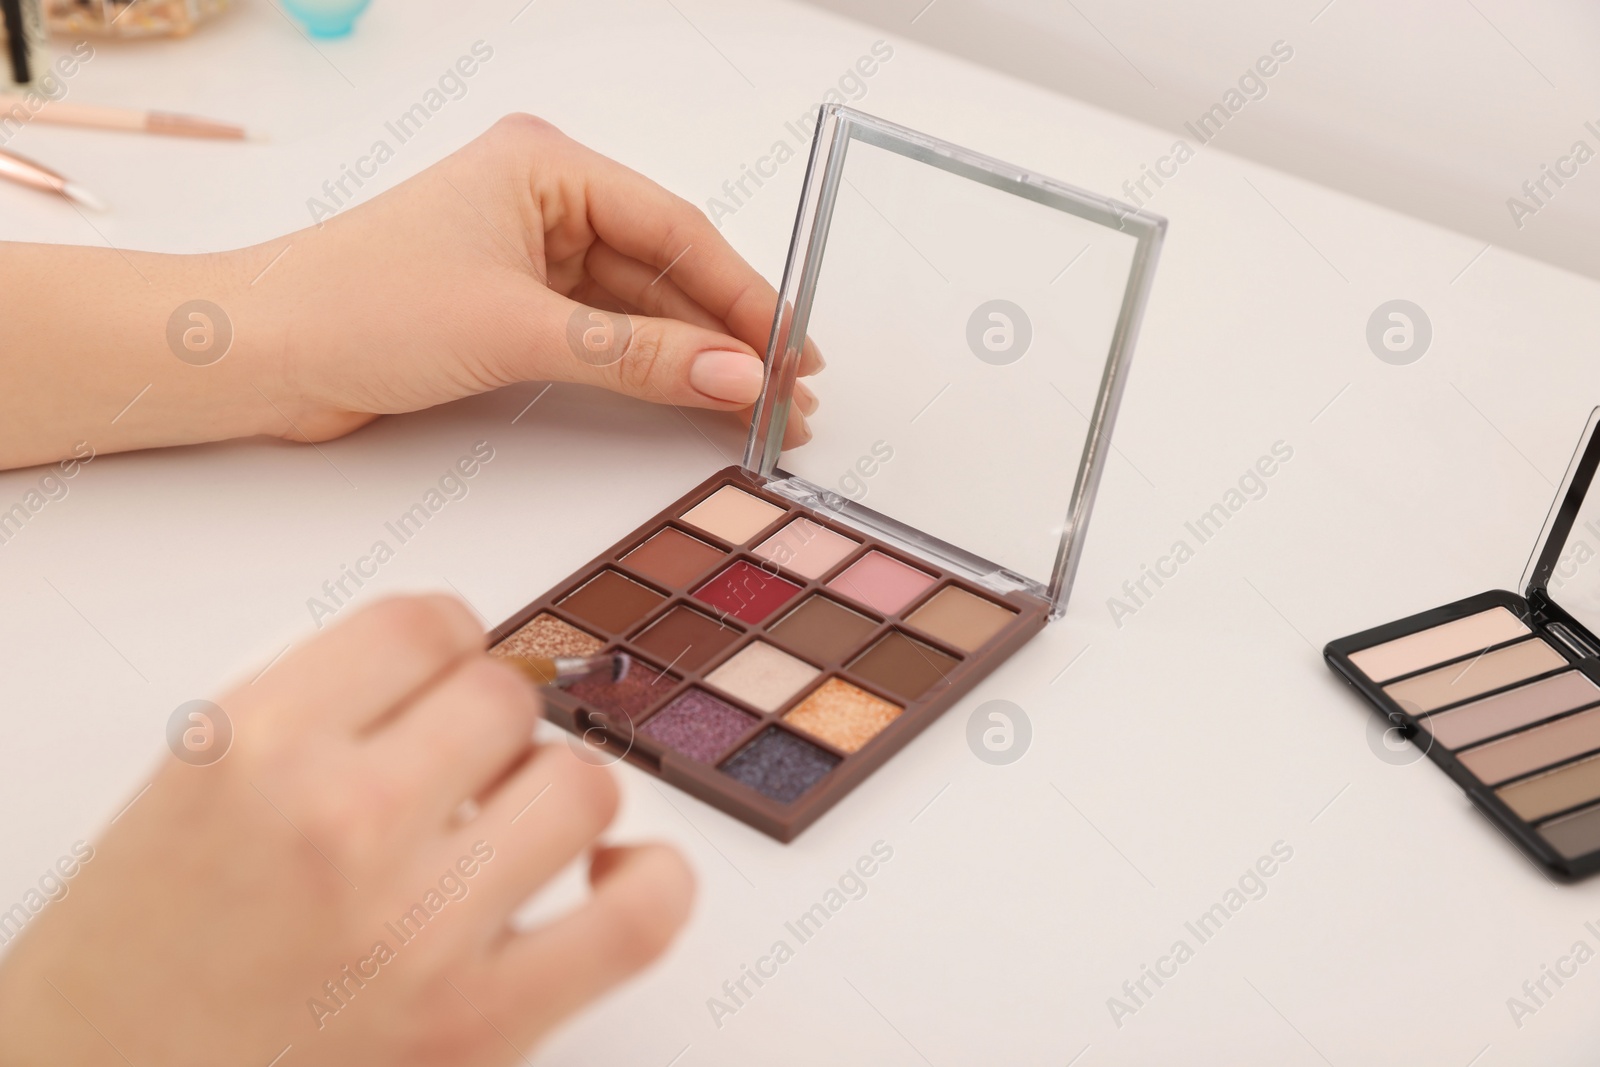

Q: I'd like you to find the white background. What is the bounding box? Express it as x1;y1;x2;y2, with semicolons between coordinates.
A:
3;1;1600;1063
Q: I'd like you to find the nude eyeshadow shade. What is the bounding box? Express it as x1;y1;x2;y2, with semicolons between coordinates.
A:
907;586;1018;653
706;641;819;713
694;561;801;624
680;485;785;545
622;528;724;588
754;518;859;580
558;570;665;635
828;551;937;615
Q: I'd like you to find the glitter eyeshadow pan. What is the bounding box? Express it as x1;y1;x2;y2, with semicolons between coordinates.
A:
487;470;1046;842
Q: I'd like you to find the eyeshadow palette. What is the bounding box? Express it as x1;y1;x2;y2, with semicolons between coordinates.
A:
1326;407;1600;880
491;470;1045;839
490;105;1164;840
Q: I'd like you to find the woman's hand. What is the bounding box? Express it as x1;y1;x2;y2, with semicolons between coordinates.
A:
0;595;693;1066
0;114;816;470
252;114;819;445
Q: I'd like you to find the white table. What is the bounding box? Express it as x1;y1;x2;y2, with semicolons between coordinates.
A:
4;2;1600;1063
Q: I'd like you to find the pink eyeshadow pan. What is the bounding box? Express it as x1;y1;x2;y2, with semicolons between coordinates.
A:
827;550;936;615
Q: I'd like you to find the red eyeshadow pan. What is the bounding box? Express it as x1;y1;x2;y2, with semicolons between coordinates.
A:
693;561;800;624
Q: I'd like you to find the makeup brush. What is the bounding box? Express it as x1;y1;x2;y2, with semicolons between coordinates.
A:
0;96;247;140
505;651;631;687
0;145;102;208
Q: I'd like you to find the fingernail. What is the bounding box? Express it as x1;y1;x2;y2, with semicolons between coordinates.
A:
690;349;764;404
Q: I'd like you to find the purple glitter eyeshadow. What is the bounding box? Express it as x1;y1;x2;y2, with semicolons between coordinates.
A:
641;689;757;763
721;728;839;803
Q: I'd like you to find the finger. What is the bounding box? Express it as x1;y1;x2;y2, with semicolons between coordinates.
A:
521;289;767;410
530;124;823;376
232;595;482;735
454;741;619;916
487;843;693;1039
584;241;726;333
362;656;542;827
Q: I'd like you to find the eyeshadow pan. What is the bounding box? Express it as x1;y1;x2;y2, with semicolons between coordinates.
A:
828;550;937;615
907;586;1016;653
1458;706;1600;785
849;631;958;702
1382;638;1566;714
705;641;820;713
754;518;859;580
1349;606;1530;683
492;613;603;660
1497;751;1600;821
1421;671;1600;750
622;528;724;588
641;689;757;763
768;596;878;664
566;661;677;723
632;606;741;673
694;561;801;624
1540;802;1600;860
721;727;839;803
680;485;786;545
558;570;665;635
785;678;902;753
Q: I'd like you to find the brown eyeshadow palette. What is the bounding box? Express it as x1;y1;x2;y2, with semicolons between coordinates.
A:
490;468;1047;841
1325;406;1600;881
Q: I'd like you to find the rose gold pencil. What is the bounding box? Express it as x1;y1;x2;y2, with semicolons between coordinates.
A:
0;95;245;140
0;146;103;208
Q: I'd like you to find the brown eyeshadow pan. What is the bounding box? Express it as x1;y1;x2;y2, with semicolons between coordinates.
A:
623;528;724;589
632;606;741;673
849;631;959;703
558;569;665;635
768;596;878;664
488;469;1048;842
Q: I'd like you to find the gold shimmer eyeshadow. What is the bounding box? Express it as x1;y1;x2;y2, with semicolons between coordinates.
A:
491;614;603;660
785;678;901;753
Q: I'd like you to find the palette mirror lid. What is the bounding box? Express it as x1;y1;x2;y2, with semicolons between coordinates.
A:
1524;406;1600;638
742;105;1166;619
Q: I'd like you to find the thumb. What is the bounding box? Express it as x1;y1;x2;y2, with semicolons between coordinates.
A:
547;299;766;410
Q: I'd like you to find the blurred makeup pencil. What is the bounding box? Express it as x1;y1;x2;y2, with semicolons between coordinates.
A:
0;146;102;208
0;95;246;139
